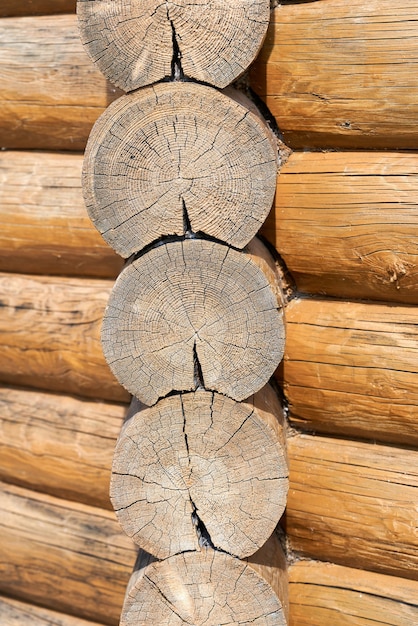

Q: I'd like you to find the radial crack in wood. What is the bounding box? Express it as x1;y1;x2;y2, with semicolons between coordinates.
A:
77;0;270;90
110;387;288;559
82;82;278;257
101;239;285;405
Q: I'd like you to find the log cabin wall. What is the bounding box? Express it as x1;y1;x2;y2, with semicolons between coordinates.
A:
0;2;417;626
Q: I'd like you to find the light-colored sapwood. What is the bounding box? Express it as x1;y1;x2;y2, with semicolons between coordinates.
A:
111;386;288;559
77;0;270;90
83;82;278;256
0;1;76;16
283;297;418;446
0;596;103;626
287;434;418;580
102;238;285;405
0;386;126;509
261;151;418;304
0;15;120;151
0;151;122;278
0;481;137;625
251;0;418;149
121;535;287;625
289;561;418;626
0;272;129;402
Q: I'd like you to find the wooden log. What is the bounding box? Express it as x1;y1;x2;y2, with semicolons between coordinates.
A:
0;15;121;151
102;238;285;405
121;535;288;625
83;82;278;257
0;385;126;509
251;1;418;149
77;0;270;90
0;151;122;278
261;151;418;305
111;385;288;559
0;272;129;403
289;561;418;626
287;434;418;580
0;1;76;17
0;481;137;625
0;596;104;626
283;297;418;446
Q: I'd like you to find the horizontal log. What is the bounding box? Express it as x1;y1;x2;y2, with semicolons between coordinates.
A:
0;1;76;17
289;561;418;625
0;482;137;625
0;595;103;626
0;385;126;508
283;297;418;445
0;272;129;403
251;1;418;149
0;15;121;151
287;435;418;580
261;151;418;305
0;151;122;278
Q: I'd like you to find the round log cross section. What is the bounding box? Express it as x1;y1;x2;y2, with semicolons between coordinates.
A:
101;239;285;405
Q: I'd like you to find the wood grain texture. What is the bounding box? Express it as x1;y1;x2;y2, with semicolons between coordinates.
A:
77;0;270;90
262;151;418;304
0;385;126;509
0;596;103;626
0;1;76;17
251;0;418;149
0;14;121;151
283;297;418;445
0;151;122;278
0;482;137;625
289;561;418;626
83;82;278;256
0;272;129;402
287;435;418;580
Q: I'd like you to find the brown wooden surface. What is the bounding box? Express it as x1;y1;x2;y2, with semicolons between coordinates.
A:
251;0;418;149
262;151;418;305
0;386;126;509
0;151;122;278
0;595;103;626
289;561;418;625
0;482;136;625
287;435;418;580
283;297;418;445
0;272;129;402
0;14;121;151
0;1;76;17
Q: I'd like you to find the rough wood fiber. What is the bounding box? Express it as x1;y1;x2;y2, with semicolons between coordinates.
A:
283;297;418;445
111;386;288;559
121;537;287;625
83;82;278;256
289;561;418;626
102;238;285;405
0;596;103;626
261;151;418;304
0;151;122;278
77;0;270;90
0;482;137;625
0;386;126;509
251;0;418;149
0;15;121;151
287;435;418;580
0;272;129;402
0;1;76;16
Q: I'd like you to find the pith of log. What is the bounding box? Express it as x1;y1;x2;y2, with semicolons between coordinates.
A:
121;535;287;625
83;82;278;257
261;151;418;305
251;0;418;149
289;561;418;626
111;386;288;559
77;0;270;90
0;596;104;626
0;481;137;625
0;15;121;151
0;151;122;278
287;434;418;580
283;297;418;446
102;238;285;405
0;272;129;402
0;385;127;509
0;1;76;17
